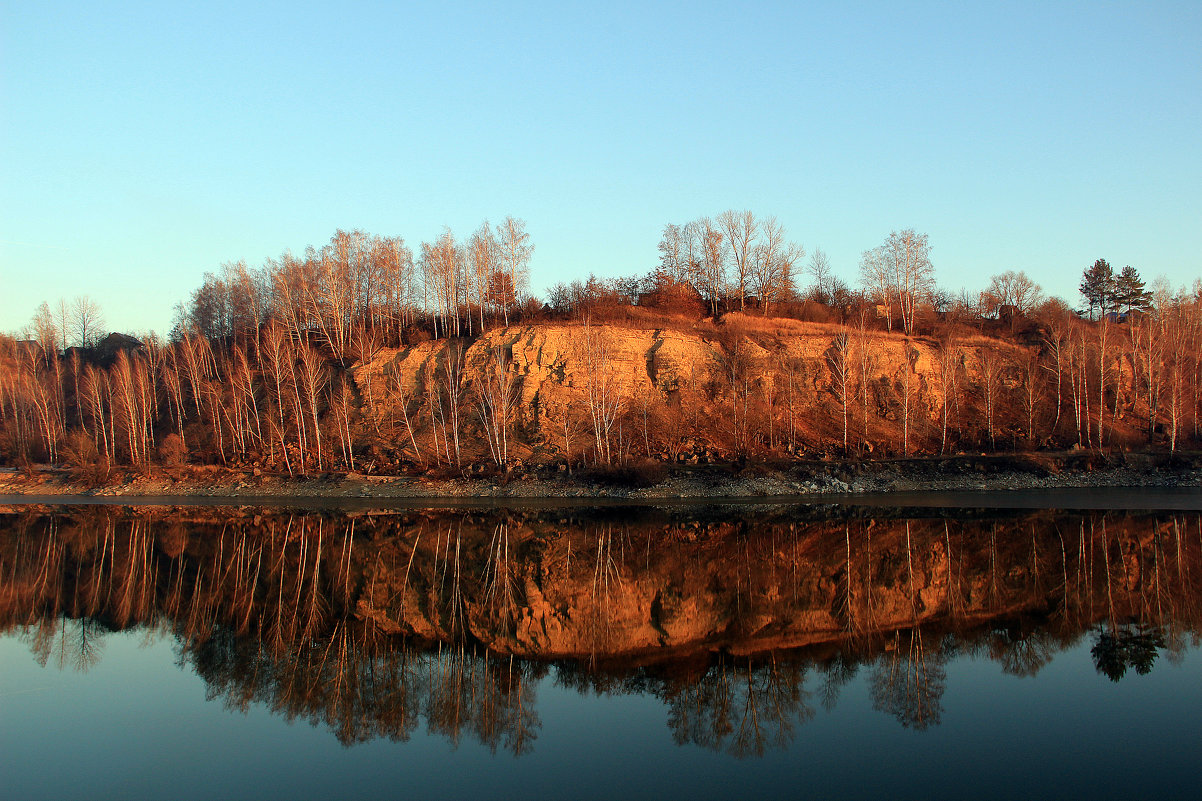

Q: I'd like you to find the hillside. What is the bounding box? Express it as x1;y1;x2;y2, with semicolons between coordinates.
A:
1;309;1193;484
349;315;1088;469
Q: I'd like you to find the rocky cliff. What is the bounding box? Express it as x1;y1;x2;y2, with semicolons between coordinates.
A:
351;315;1033;463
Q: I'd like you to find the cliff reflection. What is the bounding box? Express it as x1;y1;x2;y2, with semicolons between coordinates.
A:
1;505;1200;754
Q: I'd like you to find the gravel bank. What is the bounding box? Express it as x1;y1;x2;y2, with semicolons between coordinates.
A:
1;451;1198;502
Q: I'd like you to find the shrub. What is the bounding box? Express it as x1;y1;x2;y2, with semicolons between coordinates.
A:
61;430;101;469
60;431;110;484
158;433;187;467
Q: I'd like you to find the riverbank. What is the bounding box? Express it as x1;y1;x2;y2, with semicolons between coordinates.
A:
1;450;1198;501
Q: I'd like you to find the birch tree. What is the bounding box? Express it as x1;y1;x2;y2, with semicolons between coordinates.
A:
575;321;625;465
936;339;960;454
806;248;834;302
718;209;758;312
747;216;802;316
467;223;501;331
297;344;328;470
71;296;105;348
474;344;520;467
861;230;933;335
828;331;852;451
496;217;533;327
688;218;727;318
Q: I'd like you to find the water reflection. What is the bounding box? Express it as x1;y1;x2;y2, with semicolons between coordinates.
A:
1;505;1199;754
1091;624;1167;682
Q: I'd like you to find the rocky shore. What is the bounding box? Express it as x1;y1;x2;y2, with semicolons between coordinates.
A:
1;450;1198;502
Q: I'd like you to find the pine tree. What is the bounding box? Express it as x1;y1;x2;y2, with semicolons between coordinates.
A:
1079;259;1115;320
1114;265;1151;313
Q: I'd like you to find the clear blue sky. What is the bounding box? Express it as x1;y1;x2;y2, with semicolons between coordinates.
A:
3;1;1200;336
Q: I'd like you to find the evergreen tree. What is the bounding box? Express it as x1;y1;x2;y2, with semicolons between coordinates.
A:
1115;264;1151;313
1079;258;1115;320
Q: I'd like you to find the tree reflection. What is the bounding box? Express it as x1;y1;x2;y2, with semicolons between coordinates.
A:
659;654;812;757
817;652;859;712
987;623;1056;678
870;629;946;731
1091;624;1166;682
1;507;1201;751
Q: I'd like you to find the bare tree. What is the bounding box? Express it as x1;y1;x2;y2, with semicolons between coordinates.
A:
716;334;756;455
1097;315;1110;447
384;362;423;465
495;217;533;327
859;246;893;330
936;338;960;454
258;324;295;474
373;235;416;340
1164;305;1187;452
330;375;355;469
230;342;262;458
806;248;834;301
575;321;626;465
71;296;105;348
474;344;520;467
467;222;501;331
747;216;803;316
350;323;380;431
421;229;465;338
861;230;933;335
983;270;1043;317
978;348;1005;450
1039;301;1071;439
297;344;328;470
1019;350;1041;444
267;251;309;342
718;210;758;311
56;299;71;351
898;344;918;455
854;312;878;452
688;218;727;318
31;302;58;355
307;230;362;361
828;331;852;451
657;223;689;283
438;342;466;466
1067;320;1090;447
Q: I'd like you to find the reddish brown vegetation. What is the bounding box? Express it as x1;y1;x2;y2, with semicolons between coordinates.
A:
4;226;1201;479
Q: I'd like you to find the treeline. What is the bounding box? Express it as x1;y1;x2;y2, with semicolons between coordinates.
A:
179;220;534;353
178;212;809;347
2;216;1201;474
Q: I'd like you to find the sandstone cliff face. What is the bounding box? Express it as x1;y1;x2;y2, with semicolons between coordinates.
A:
351;317;1029;461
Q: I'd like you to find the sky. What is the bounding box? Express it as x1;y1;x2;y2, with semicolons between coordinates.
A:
2;1;1200;337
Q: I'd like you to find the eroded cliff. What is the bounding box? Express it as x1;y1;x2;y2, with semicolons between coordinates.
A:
351;316;1034;464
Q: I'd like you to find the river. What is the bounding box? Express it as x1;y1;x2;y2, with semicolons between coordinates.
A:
2;491;1200;799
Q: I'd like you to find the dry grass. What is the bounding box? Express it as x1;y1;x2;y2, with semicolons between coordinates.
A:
719;312;848;340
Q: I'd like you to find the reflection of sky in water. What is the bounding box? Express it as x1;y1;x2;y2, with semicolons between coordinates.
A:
3;627;1201;801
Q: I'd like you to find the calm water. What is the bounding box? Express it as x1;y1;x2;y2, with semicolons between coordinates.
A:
2;499;1201;800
